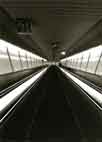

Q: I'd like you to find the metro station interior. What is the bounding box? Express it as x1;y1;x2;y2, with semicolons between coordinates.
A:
0;0;102;142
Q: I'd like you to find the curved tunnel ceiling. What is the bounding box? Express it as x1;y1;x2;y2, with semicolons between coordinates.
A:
1;0;102;61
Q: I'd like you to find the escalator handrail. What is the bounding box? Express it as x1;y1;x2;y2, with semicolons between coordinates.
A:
0;67;48;124
0;69;44;98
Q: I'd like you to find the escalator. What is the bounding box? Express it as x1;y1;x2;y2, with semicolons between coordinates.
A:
0;66;102;142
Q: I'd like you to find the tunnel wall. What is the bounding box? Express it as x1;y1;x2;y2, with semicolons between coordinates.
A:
0;39;47;75
61;45;102;76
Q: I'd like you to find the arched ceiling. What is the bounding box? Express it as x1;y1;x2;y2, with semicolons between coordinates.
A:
1;0;102;61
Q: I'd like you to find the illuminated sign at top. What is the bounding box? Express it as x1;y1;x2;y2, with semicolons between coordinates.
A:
16;18;32;34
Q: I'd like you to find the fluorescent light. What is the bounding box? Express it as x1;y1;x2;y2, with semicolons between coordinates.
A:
0;68;47;122
61;51;66;55
60;68;102;110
